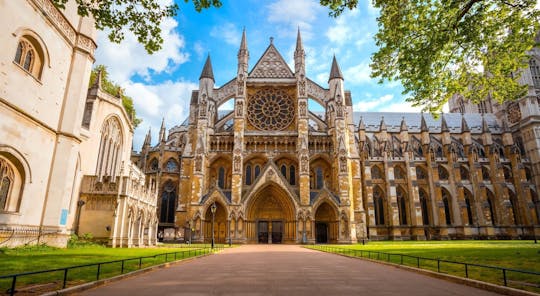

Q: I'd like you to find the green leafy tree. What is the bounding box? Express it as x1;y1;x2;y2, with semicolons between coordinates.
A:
320;0;540;112
89;65;142;127
52;0;222;54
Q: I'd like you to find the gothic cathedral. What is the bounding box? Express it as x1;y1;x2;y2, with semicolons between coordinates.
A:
136;30;540;243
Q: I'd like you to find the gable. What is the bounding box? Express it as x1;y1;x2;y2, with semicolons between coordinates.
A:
249;44;294;79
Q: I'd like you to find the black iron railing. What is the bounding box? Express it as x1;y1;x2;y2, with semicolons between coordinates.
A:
1;245;224;296
308;245;540;292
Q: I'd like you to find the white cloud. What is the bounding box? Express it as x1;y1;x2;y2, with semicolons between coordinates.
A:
353;94;394;111
266;0;323;39
193;42;205;60
344;61;373;85
95;17;189;83
210;22;241;46
123;80;198;150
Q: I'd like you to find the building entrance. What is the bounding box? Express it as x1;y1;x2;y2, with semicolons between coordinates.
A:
257;220;283;243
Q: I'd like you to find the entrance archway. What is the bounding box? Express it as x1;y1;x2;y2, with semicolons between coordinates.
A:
314;202;338;243
204;202;227;243
246;183;296;243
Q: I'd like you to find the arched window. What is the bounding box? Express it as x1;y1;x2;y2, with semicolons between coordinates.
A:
165;159;178;172
530;59;540;88
159;181;176;223
394;166;406;180
419;189;430;225
371;166;382;179
13;36;44;79
245;165;252;185
482;166;490;181
464;190;473;225
509;191;519;225
150;159;159;171
374;186;385;225
442;189;452;225
0;156;24;212
397;187;408;225
438;165;449;180
416;167;427;180
503;166;512;183
218;167;225;189
487;190;496;225
96;117;123;179
460;166;470;181
316;167;324;189
281;165;287;178
289;165;296;186
254;165;261;179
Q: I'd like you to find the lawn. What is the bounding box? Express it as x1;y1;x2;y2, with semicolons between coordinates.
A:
0;243;220;294
307;240;540;292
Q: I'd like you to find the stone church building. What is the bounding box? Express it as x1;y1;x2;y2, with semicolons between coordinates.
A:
137;30;540;243
1;0;539;248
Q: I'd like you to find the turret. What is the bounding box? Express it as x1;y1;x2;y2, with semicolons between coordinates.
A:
481;115;492;145
400;117;409;144
461;115;471;145
294;28;305;75
440;113;451;145
143;127;151;149
328;56;345;120
198;55;215;117
159;118;166;143
420;113;430;145
358;116;366;143
238;28;249;75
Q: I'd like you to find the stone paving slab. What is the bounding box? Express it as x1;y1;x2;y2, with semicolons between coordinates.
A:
78;245;503;296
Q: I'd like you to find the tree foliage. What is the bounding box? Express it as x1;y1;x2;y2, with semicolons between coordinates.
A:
321;0;540;112
52;0;221;54
89;65;142;127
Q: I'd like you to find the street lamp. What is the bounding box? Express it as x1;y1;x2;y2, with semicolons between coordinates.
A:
211;202;217;249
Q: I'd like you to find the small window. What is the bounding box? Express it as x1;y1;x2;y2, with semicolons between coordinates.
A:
0;177;11;210
13;36;44;79
280;165;287;178
150;159;159;171
438;166;449;180
289;165;296;186
254;165;261;179
245;165;252;185
371;166;382;179
165;159;178;172
218;167;225;189
316;167;324;189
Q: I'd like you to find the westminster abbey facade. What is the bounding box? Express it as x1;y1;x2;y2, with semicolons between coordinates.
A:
136;30;540;243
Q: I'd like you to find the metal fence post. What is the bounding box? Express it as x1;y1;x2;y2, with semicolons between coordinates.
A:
121;260;125;274
400;254;403;265
503;269;507;286
9;275;17;296
139;258;142;269
63;268;68;288
465;264;468;278
437;259;440;273
417;257;420;268
96;264;101;281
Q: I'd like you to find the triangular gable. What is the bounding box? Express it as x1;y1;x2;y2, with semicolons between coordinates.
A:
249;44;294;79
241;160;299;205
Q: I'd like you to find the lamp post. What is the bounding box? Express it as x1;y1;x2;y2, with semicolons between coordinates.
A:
211;202;217;249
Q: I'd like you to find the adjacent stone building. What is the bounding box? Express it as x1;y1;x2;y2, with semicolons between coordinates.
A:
0;0;158;247
137;30;540;243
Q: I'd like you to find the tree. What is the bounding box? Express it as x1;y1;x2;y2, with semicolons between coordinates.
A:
52;0;221;54
321;0;540;112
89;65;142;128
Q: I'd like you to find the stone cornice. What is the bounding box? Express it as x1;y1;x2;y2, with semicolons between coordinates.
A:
28;0;97;56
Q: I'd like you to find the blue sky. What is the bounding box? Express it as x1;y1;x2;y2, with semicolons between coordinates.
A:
95;0;426;151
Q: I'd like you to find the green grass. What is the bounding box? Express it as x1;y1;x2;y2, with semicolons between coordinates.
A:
307;240;540;293
0;244;222;294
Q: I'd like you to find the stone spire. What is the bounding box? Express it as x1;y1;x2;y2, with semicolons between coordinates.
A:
440;113;449;132
358;116;365;130
92;69;103;89
379;116;387;131
481;115;492;145
400;117;408;131
461;115;470;132
199;55;215;82
328;55;344;82
159;118;166;143
294;27;305;75
482;115;490;133
143;127;151;148
420;113;429;132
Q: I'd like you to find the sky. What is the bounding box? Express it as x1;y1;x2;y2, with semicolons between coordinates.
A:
95;0;428;151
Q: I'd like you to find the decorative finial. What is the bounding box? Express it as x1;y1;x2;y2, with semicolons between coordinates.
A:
270;37;274;44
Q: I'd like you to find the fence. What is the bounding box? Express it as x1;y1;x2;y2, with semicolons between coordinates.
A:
1;245;224;296
308;245;540;292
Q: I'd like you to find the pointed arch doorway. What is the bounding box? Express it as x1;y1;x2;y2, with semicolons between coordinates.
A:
246;183;297;243
315;202;338;243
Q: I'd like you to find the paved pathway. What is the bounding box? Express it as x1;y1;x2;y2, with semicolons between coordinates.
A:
79;245;502;296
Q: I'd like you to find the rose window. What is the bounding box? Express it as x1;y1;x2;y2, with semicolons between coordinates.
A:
247;88;295;131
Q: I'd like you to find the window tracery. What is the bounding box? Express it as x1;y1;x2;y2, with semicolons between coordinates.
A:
247;88;295;131
13;37;43;79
